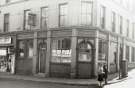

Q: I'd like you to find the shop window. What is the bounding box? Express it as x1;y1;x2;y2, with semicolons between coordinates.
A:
78;42;92;62
98;40;107;60
18;40;33;58
110;42;117;64
131;47;135;62
51;38;71;63
126;46;129;62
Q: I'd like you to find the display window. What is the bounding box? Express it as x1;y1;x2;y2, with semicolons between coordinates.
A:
98;39;107;61
78;39;93;62
18;40;33;59
110;42;117;65
51;38;72;63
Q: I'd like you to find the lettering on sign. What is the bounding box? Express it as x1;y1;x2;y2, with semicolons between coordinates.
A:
52;50;72;57
0;37;11;44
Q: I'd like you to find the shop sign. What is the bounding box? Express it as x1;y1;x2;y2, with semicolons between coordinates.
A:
0;49;6;56
52;50;72;57
0;37;11;44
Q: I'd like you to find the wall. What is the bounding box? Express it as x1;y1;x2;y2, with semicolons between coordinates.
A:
96;0;135;39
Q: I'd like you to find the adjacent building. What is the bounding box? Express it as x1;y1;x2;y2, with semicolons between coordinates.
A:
0;0;135;78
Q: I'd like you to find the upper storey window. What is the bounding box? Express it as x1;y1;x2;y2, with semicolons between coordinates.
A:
111;12;116;32
24;9;31;30
100;6;106;29
81;1;93;25
5;0;10;3
59;3;68;27
118;15;123;34
41;7;49;30
4;13;10;32
126;20;129;37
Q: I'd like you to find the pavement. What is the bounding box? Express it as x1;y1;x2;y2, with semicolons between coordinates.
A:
0;72;119;87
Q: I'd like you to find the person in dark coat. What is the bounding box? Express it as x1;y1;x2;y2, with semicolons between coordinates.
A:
98;66;105;87
103;64;108;84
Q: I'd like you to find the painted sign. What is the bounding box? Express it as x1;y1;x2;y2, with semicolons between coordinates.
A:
0;37;11;44
0;49;6;56
52;50;72;57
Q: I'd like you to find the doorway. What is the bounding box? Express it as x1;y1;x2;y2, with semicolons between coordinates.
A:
77;40;94;78
37;39;47;74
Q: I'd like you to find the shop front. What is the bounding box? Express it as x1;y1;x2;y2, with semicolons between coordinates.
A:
0;36;15;74
50;38;72;77
16;39;33;75
76;38;95;78
37;39;47;75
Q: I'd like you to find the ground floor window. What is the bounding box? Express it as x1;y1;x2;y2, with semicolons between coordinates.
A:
0;47;14;73
18;39;33;59
98;39;107;61
51;38;72;63
110;42;117;65
131;47;135;62
126;46;129;62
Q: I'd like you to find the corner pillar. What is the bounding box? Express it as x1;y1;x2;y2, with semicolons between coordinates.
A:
45;31;51;77
70;29;78;78
33;32;38;74
93;31;99;77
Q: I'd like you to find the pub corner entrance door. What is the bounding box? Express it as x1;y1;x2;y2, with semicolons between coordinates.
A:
77;40;94;78
37;40;47;75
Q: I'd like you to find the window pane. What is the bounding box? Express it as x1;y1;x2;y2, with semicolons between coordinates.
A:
59;4;68;26
18;41;25;57
86;14;92;25
41;7;48;30
27;40;33;58
51;38;71;63
81;2;92;25
87;3;92;14
24;10;31;30
81;14;87;24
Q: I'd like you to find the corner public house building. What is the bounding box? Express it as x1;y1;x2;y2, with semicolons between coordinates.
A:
0;0;135;78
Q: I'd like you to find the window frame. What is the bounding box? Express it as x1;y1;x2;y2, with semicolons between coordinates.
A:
126;20;129;37
40;6;49;30
18;39;34;59
111;12;116;32
100;5;106;29
23;9;31;30
59;3;68;27
4;13;10;32
81;1;93;26
51;38;72;63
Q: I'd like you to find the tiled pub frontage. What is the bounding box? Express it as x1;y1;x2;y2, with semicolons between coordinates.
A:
0;27;134;78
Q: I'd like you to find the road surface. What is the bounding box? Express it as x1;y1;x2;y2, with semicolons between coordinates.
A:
0;78;92;88
104;69;135;88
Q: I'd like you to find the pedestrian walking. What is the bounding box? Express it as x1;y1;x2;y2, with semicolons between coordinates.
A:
103;64;108;84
